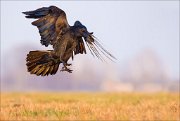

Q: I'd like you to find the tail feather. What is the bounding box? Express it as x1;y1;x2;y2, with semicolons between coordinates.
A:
26;50;60;76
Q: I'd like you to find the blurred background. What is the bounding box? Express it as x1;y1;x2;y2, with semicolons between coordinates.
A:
1;1;179;92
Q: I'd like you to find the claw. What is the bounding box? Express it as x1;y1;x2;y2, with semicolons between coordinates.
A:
60;61;72;73
67;69;73;73
60;68;73;73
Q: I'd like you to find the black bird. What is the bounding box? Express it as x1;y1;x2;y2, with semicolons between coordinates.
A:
23;6;116;76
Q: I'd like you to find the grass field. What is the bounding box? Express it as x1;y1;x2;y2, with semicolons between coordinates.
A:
0;92;179;120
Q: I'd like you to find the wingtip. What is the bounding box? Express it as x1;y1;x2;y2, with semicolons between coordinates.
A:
22;12;31;18
22;11;29;15
22;12;26;14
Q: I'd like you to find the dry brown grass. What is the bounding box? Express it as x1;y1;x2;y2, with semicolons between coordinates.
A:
0;92;179;120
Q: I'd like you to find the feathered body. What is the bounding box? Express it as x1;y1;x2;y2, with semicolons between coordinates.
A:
23;6;116;76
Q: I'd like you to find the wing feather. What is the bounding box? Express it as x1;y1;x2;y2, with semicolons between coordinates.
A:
74;37;87;55
23;6;70;47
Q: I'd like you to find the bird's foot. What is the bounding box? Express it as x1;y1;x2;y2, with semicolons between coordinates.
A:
60;67;73;73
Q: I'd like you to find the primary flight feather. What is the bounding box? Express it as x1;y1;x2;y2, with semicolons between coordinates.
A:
23;6;116;76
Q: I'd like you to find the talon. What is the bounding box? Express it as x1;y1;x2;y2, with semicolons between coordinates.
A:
60;61;72;73
67;69;73;73
60;66;73;73
60;69;73;73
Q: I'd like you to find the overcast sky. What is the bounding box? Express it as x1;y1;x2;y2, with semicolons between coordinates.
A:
1;1;179;79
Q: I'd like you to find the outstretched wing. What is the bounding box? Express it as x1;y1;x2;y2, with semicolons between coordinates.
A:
23;6;69;47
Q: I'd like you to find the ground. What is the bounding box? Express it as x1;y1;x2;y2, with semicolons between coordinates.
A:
0;92;179;120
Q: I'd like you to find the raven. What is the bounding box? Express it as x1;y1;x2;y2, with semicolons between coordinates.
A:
23;6;116;76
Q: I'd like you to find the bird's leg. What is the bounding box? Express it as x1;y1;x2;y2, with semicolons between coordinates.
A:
61;66;73;73
62;63;72;69
60;61;73;73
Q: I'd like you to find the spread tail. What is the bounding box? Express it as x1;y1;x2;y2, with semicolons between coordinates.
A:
26;50;60;76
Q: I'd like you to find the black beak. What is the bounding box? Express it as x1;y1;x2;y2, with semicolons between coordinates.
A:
84;32;94;44
83;31;93;38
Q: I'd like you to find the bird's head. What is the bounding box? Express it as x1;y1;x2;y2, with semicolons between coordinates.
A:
74;21;94;44
73;21;117;62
